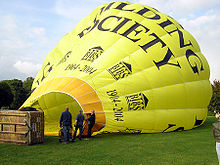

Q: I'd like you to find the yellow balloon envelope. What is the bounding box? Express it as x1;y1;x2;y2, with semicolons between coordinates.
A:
20;1;212;135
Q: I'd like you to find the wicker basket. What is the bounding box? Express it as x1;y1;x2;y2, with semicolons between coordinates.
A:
0;110;44;145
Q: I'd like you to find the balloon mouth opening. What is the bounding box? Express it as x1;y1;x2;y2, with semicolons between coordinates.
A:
26;91;83;112
22;92;83;135
20;77;106;135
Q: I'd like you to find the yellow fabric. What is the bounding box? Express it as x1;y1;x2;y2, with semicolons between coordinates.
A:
20;1;212;135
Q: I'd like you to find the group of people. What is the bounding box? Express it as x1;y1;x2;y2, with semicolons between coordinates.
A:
60;107;95;144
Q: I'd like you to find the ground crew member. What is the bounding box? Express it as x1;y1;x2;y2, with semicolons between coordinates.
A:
73;110;84;141
87;110;96;138
60;107;72;144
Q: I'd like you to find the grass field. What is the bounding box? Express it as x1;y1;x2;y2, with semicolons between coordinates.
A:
0;116;218;165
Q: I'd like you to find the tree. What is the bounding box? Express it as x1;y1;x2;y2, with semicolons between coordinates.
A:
208;79;220;114
0;81;14;109
3;79;27;110
23;77;34;97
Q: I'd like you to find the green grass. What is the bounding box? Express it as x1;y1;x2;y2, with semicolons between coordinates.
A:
0;117;218;165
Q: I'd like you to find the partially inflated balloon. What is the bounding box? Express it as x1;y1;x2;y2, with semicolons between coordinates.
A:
20;1;212;135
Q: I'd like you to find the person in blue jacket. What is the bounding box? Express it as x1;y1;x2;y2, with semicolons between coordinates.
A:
60;107;72;144
73;110;85;141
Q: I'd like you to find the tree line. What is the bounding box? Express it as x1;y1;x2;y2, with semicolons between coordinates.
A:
208;79;220;114
0;77;34;109
0;78;219;114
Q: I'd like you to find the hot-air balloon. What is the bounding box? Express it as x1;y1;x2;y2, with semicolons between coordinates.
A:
19;1;212;136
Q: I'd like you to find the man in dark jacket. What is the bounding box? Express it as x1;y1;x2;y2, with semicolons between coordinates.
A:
87;110;96;138
73;110;84;141
60;107;72;144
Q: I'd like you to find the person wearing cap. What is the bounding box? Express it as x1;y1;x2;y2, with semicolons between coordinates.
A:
73;110;85;141
60;107;72;144
213;112;220;164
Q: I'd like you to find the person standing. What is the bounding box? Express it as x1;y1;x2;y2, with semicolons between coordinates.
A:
87;110;96;138
213;112;220;165
60;107;72;144
73;110;85;141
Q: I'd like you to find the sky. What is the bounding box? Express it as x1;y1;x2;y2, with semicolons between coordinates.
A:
0;0;219;82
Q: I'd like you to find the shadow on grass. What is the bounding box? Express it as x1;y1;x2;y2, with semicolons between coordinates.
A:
94;116;216;138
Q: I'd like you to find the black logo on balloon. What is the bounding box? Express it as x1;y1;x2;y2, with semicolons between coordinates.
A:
57;51;72;66
81;46;104;62
125;93;148;111
41;62;53;82
194;116;204;127
163;124;184;132
118;128;142;134
107;61;132;80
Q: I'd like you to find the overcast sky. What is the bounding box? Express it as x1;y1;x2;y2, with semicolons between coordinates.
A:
0;0;219;82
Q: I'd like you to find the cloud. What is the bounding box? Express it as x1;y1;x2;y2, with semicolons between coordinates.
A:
26;27;49;44
0;15;30;49
171;0;219;16
27;27;45;37
135;0;220;18
53;0;111;20
0;15;50;50
0;56;26;80
54;0;96;20
13;61;41;77
0;14;52;80
179;11;217;28
0;15;17;32
178;10;219;41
